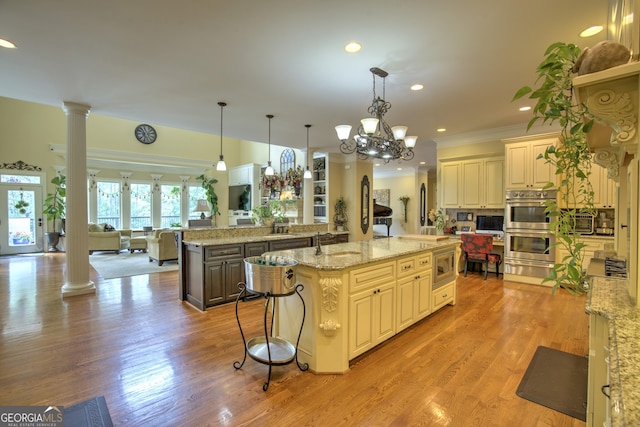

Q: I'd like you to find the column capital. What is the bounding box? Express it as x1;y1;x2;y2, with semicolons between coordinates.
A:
62;101;91;117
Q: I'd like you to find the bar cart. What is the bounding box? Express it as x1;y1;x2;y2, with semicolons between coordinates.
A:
233;256;308;391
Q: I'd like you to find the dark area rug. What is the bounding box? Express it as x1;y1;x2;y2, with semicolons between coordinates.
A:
64;396;113;427
516;346;588;421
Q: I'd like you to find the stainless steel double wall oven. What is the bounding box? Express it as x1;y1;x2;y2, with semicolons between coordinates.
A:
504;189;557;278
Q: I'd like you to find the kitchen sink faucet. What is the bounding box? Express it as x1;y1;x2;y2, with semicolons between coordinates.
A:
315;232;334;255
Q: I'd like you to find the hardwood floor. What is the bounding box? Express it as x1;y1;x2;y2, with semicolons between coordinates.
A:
0;253;588;426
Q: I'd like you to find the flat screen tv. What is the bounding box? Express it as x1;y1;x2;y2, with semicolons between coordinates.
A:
229;184;251;211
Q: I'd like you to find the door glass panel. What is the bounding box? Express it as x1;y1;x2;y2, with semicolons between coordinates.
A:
8;189;36;247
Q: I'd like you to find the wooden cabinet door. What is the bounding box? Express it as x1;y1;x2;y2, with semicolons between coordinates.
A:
506;144;529;188
349;289;375;359
396;276;415;332
204;262;225;306
374;283;396;345
441;162;461;208
462;160;482;208
484;158;505;208
245;241;268;257
224;259;245;302
530;140;555;188
415;273;432;320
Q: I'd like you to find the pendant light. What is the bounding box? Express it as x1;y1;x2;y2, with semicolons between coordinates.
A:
303;124;313;179
216;102;227;171
264;114;274;176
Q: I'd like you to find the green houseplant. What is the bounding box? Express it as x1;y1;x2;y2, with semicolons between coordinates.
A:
196;174;220;224
513;41;596;295
334;196;348;231
42;174;66;251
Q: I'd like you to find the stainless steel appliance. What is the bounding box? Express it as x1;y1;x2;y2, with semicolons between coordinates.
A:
505;189;557;278
573;212;595;234
433;247;456;289
505;189;556;231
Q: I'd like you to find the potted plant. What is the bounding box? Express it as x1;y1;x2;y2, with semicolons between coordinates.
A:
196;174;220;225
428;208;446;234
14;198;30;215
251;204;275;226
334;197;348;231
513;42;598;295
13;230;32;244
42;174;66;251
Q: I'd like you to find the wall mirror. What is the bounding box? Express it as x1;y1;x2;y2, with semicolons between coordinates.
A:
361;175;370;234
419;183;426;226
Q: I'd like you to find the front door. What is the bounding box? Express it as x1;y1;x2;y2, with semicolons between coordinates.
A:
0;185;44;255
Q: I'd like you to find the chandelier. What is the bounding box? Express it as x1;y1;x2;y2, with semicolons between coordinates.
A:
335;67;417;163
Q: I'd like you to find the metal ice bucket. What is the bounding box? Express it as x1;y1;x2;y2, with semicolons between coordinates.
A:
243;256;298;295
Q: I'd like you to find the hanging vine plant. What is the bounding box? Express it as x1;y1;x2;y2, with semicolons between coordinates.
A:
14;195;30;215
513;41;596;295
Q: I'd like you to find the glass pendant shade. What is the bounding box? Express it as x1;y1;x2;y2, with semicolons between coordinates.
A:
304;167;312;179
335;125;352;140
265;161;274;176
391;126;408;140
404;136;417;148
361;118;379;135
216;155;227;171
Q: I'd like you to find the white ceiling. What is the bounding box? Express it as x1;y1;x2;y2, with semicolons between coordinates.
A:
0;0;608;174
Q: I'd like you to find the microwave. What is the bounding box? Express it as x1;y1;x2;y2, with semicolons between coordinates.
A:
573;213;595;234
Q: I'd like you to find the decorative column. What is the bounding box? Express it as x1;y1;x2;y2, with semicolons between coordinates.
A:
87;169;99;224
120;172;132;229
179;175;191;226
61;101;95;297
150;174;162;228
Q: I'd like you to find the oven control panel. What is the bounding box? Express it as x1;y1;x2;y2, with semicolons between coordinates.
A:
506;189;557;200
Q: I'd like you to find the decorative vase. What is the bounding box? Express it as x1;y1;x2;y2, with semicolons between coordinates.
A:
436;228;444;236
294;186;301;197
262;218;275;227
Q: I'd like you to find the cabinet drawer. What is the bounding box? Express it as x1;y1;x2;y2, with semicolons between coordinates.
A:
350;261;395;293
397;256;416;278
268;237;311;252
432;282;454;311
204;244;244;261
245;241;268;258
416;253;432;271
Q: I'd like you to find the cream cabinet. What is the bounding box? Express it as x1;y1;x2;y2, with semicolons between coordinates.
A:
441;157;504;208
396;253;432;332
505;137;557;189
348;261;396;359
592;162;616;209
462;158;504;208
587;313;609;427
555;236;612;271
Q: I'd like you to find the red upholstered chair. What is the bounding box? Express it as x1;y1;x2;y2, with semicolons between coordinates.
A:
461;233;501;280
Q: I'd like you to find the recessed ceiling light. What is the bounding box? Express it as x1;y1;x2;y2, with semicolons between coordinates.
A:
580;26;603;37
519;106;532;111
437;128;446;132
397;168;402;171
344;41;362;53
374;163;381;167
419;161;426;165
0;38;17;49
410;84;424;91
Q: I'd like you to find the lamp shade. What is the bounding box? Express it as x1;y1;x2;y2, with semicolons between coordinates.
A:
404;136;417;148
304;167;312;179
194;199;210;219
335;125;352;140
361;118;379;135
216;155;227;171
391;126;408;140
264;162;274;176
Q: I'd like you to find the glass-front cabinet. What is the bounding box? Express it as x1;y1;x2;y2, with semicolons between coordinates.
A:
313;154;327;223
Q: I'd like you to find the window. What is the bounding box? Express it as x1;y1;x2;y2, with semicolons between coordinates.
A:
130;183;151;228
280;148;295;174
1;174;41;184
189;185;207;219
97;181;121;228
160;184;181;228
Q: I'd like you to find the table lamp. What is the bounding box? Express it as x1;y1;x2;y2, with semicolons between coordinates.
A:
194;199;210;219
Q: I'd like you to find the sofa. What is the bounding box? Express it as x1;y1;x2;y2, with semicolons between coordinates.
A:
88;223;131;254
146;229;178;266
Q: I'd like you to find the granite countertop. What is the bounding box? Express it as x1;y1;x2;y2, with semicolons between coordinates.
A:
265;237;460;271
182;231;348;247
586;267;640;427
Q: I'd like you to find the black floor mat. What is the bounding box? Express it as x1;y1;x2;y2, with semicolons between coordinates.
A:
516;346;588;421
64;396;113;427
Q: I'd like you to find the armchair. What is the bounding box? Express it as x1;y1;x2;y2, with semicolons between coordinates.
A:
146;229;178;266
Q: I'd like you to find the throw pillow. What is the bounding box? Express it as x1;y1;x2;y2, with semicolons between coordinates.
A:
103;224;116;232
88;223;103;232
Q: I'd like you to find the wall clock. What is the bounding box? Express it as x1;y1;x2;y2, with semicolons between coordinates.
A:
135;124;157;144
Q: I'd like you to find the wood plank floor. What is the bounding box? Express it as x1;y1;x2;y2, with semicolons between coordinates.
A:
0;253;588;426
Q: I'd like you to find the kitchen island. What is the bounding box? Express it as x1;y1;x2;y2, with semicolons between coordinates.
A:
266;237;461;374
